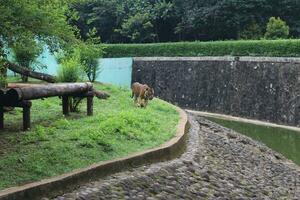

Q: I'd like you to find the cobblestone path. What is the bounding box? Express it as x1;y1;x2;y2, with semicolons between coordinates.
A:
50;115;300;200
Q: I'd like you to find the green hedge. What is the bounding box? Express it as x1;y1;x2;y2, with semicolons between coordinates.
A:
103;40;300;58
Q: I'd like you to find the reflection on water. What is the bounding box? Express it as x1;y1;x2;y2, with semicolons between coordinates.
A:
207;117;300;166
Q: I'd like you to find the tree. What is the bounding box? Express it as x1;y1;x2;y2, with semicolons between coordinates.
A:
116;13;157;43
72;0;176;43
239;21;263;40
71;0;300;43
78;29;104;82
70;0;122;42
265;17;290;39
11;34;43;82
0;0;78;88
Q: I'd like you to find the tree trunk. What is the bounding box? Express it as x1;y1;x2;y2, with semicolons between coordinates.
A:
6;62;56;83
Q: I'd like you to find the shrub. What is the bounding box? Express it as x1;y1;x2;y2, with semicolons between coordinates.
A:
57;56;84;112
103;39;300;58
265;17;290;39
57;55;83;83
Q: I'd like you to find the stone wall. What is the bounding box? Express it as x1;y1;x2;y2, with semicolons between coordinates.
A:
132;57;300;126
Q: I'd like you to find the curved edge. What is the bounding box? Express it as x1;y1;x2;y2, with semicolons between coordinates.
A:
0;105;189;200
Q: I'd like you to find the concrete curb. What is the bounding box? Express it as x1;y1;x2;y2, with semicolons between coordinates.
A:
187;110;300;133
0;106;189;200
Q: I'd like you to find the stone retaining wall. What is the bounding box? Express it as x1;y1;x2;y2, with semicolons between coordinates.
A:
132;57;300;126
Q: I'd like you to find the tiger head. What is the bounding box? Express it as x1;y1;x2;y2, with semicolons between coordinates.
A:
144;85;154;100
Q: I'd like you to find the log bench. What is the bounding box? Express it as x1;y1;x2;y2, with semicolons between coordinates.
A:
0;82;94;131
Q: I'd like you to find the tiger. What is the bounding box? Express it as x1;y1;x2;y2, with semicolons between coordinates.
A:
131;82;154;108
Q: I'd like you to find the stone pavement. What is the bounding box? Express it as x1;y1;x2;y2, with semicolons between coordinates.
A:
48;115;300;200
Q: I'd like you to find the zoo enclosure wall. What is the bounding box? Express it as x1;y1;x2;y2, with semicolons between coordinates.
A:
132;57;300;127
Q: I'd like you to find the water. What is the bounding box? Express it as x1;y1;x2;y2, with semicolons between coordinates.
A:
207;117;300;166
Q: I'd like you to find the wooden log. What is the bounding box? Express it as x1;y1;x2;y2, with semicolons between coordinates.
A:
8;83;44;88
6;62;56;83
5;82;93;104
0;105;3;130
92;89;110;99
62;96;69;116
87;96;93;116
22;101;32;131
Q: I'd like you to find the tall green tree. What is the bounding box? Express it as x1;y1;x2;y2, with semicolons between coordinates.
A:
71;0;300;43
0;0;79;87
265;17;290;39
11;34;43;82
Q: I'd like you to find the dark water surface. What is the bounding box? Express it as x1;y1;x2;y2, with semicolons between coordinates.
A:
207;117;300;166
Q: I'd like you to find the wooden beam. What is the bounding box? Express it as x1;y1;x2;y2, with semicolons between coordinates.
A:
22;101;32;131
87;96;93;116
62;96;69;116
5;82;93;104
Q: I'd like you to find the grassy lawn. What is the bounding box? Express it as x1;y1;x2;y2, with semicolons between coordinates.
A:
0;83;179;190
207;117;300;166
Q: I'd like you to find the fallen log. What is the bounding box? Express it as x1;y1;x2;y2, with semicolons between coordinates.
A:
5;82;93;104
92;88;110;99
6;62;56;83
5;62;110;101
8;83;43;88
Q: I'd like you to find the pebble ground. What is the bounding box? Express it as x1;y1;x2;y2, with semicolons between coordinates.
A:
47;115;300;200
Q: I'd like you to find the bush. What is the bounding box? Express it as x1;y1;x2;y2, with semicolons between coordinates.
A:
103;39;300;57
57;56;83;83
265;17;290;39
57;55;84;112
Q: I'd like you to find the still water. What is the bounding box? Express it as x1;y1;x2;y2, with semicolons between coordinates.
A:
207;117;300;166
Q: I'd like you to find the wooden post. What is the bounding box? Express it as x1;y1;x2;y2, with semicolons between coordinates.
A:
22;101;32;131
0;105;3;130
62;96;69;116
87;96;93;116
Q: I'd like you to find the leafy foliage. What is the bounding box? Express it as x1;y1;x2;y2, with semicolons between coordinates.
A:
0;0;79;87
265;17;290;39
103;40;300;57
71;0;300;43
71;0;175;43
77;29;104;82
239;22;263;40
57;54;83;83
115;13;156;43
11;35;43;82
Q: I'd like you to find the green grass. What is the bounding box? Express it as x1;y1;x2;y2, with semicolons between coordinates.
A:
207;117;300;166
0;83;179;190
103;39;300;57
